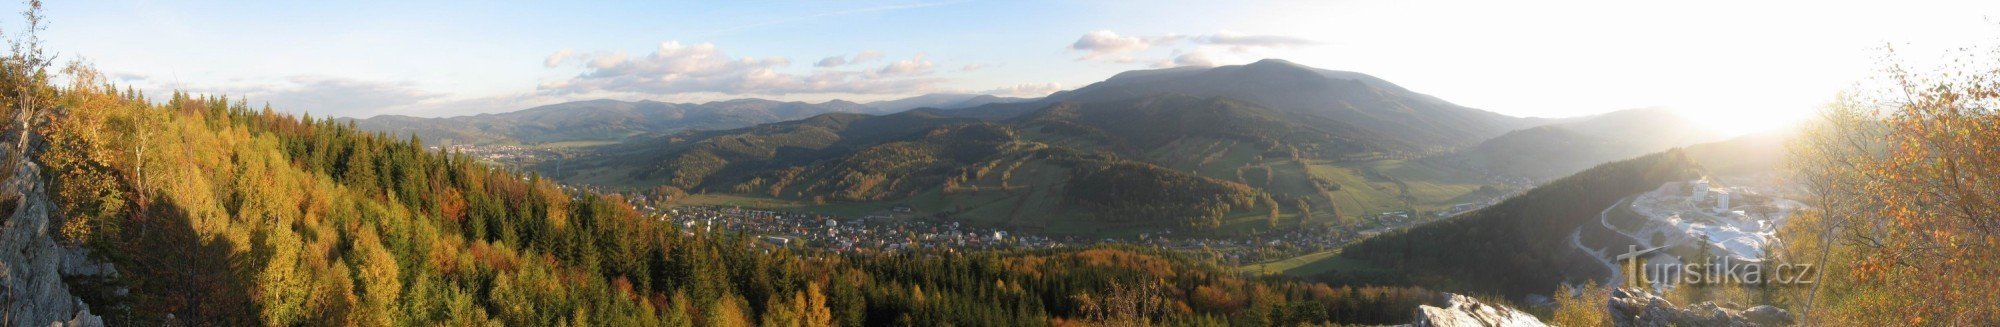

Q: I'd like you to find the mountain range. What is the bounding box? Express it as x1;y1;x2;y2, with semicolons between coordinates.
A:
930;59;1547;148
346;94;1021;146
355;59;1726;236
1438;107;1726;180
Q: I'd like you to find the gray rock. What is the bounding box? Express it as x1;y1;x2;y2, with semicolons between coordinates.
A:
1412;292;1549;327
1607;288;1789;327
1742;305;1793;326
0;156;106;327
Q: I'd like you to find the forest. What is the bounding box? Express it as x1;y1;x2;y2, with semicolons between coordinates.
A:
1337;150;1702;298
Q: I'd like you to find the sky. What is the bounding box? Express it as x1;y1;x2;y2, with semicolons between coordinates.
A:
16;0;2000;135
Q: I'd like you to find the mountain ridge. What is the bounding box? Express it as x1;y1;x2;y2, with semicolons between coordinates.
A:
347;93;1026;146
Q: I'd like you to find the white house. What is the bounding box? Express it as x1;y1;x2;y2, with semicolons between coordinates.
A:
1689;180;1711;205
1713;189;1732;213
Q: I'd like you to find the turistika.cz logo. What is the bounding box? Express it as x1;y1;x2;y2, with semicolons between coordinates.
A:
1617;244;1816;286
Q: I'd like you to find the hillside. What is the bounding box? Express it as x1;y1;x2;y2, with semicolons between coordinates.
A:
552;104;1272;233
1439;107;1723;180
1330;150;1703;299
862;93;1027;112
1013;95;1404;157
554;93;1510;236
348;93;1036;147
1683;130;1790;177
942;59;1542;148
347;98;886;146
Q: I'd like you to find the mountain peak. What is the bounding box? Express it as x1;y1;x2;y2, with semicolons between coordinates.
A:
1245;58;1306;68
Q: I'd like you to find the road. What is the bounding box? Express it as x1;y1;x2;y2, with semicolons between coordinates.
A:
1570;228;1621;284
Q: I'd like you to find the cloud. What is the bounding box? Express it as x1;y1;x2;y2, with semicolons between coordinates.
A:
108;71;150;82
960;63;987;72
982;82;1065;97
814;55;848;67
1159;49;1218;68
1201;32;1317;48
1069;30;1317;64
814;50;885;68
545;49;577;68
1070;30;1179;60
877;54;933;76
174;76;445;118
541;42;942;96
851;50;885;63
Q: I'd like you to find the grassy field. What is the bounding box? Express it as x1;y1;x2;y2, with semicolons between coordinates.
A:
1237;250;1395;277
1303;160;1407;217
1359;159;1490;208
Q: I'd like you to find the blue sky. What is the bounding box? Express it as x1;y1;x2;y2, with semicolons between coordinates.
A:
19;0;2000;134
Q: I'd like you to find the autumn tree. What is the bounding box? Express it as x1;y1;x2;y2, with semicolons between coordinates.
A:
1786;44;2000;325
1552;280;1609;327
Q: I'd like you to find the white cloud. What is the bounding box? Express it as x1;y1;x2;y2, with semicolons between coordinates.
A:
851;50;885;63
544;49;576;68
814;55;848;67
814;50;889;68
1162;49;1218;68
1070;30;1179;60
876;54;934;76
1201;31;1316;48
541;41;943;96
1069;30;1316;65
158;76;445;118
960;63;987;72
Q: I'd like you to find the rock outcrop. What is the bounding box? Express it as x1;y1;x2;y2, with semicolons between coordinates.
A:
1411;292;1549;327
0;157;105;327
1608;288;1792;327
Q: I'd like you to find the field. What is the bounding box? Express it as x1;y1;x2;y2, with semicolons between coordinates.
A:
1238;250;1396;277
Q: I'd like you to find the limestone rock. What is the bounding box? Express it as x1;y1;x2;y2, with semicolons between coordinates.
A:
1607;288;1791;327
1412;292;1549;327
0;158;105;327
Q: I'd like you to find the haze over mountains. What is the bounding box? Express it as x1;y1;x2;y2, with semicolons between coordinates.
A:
350;59;1571;149
347;93;1025;146
1440;107;1727;180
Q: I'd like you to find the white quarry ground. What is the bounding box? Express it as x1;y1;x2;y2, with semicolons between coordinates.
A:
1568;179;1804;287
1622;181;1802;262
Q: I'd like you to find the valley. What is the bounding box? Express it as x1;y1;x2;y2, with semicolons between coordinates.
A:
500;62;1585;240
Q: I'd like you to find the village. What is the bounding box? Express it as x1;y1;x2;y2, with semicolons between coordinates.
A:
647;199;1499;266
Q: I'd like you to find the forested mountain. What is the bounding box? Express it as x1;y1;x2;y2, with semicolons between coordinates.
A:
1334;150;1703;299
1012;95;1404;157
1438;107;1722;180
347;98;888;146
546;61;1546;235
939;59;1544;148
356;58;1544;150
550;102;1273;232
347;93;1035;147
861;93;1027;112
